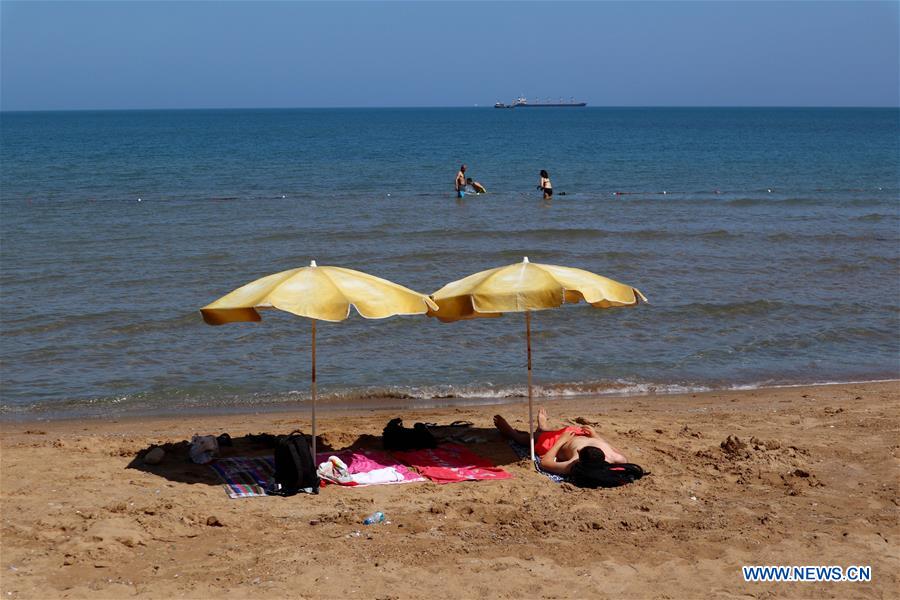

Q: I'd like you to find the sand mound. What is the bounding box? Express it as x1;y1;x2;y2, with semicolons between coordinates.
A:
695;434;821;494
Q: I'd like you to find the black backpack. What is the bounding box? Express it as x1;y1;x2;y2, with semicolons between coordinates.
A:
269;432;319;495
382;418;436;451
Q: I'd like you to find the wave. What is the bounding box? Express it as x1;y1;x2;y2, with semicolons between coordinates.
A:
5;377;898;420
184;251;234;262
854;213;898;223
393;228;744;242
820;262;898;274
253;228;396;243
725;197;892;208
411;227;606;242
103;311;201;335
696;229;735;239
657;300;895;320
766;232;899;243
2;303;212;339
380;247;656;264
182;223;900;248
659;300;792;319
726;197;810;207
727;327;897;355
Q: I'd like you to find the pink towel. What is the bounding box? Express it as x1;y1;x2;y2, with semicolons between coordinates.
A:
392;443;512;484
315;449;425;486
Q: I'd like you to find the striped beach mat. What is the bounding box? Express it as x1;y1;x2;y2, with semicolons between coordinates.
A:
210;456;275;498
508;441;571;484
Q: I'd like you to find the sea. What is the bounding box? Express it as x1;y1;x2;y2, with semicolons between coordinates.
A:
1;107;898;420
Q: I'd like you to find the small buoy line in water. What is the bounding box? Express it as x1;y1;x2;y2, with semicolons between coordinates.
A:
16;186;891;205
613;189;743;196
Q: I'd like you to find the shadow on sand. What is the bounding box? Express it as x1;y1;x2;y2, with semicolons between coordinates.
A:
125;424;517;488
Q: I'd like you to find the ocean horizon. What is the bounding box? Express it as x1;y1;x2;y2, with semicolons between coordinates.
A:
3;105;898;114
1;106;898;419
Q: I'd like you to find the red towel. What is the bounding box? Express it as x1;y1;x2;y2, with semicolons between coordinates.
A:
392;443;512;483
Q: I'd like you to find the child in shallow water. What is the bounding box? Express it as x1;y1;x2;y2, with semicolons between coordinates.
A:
466;178;487;194
538;170;552;199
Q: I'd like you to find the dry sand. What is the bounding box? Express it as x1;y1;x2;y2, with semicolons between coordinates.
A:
1;381;898;599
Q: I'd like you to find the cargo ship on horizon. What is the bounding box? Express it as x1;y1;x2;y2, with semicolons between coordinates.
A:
494;95;587;108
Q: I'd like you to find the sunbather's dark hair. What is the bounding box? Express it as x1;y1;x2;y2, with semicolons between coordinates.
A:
578;446;606;465
540;169;549;178
466;178;473;184
571;446;608;488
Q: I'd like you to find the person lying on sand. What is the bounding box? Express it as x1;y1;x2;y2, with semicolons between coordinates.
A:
494;407;627;476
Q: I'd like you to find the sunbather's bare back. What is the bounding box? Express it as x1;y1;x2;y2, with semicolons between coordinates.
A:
557;435;626;464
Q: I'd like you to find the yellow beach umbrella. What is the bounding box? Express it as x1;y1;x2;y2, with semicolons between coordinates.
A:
201;260;438;457
429;257;646;460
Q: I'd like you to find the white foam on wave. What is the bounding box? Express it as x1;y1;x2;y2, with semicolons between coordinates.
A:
724;378;898;392
283;377;898;406
4;378;896;421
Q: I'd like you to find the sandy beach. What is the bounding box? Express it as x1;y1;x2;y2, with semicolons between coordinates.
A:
1;381;897;599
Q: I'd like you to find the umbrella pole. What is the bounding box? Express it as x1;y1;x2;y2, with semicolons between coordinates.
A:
311;319;317;460
526;310;535;462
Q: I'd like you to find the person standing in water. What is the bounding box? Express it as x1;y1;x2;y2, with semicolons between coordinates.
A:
455;164;467;198
538;169;553;199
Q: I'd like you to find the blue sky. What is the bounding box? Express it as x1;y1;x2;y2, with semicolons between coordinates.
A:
1;1;898;110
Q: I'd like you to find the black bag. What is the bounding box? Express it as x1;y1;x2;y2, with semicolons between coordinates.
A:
269;432;319;495
382;418;436;451
423;420;475;443
574;462;646;488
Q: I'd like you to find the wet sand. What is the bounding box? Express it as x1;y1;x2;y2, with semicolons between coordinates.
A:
1;381;897;599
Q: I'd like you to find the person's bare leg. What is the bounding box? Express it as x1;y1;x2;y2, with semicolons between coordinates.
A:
537;407;550;432
493;415;530;446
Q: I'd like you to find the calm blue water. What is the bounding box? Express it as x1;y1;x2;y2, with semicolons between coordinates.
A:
1;107;898;419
